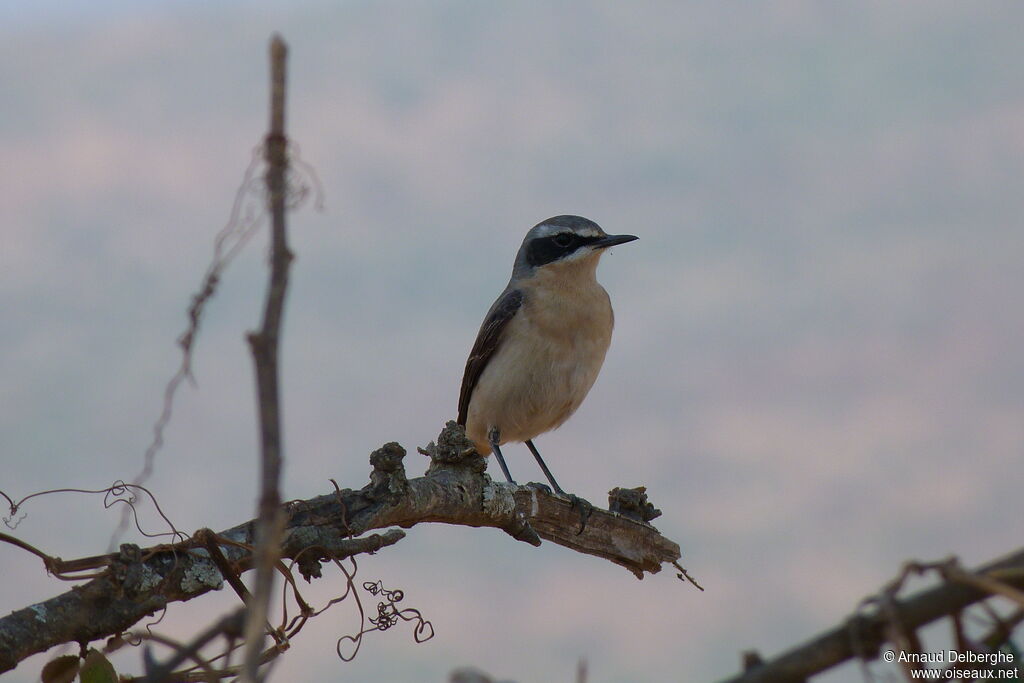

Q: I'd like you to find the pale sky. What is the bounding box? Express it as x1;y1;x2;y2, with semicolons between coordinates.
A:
2;2;1023;681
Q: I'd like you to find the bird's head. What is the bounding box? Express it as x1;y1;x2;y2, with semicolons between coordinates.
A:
512;215;638;280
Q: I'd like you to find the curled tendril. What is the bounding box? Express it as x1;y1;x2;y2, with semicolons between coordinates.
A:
3;509;27;530
104;481;138;508
372;602;399;631
0;482;184;542
336;575;434;663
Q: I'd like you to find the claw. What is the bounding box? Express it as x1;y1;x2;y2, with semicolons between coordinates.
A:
566;494;594;535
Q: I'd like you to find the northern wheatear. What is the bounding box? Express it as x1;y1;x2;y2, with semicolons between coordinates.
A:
457;215;637;494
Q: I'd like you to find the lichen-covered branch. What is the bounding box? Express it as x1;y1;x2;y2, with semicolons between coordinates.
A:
719;548;1024;683
0;422;683;675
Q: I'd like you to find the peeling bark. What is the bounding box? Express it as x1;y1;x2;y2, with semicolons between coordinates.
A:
0;422;683;674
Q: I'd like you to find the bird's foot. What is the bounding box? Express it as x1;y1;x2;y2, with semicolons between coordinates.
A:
525;483;593;534
566;494;594;535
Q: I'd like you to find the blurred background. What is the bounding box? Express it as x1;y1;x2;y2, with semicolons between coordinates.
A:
2;1;1023;681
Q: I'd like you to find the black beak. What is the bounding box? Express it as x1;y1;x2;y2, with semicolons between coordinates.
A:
592;233;639;249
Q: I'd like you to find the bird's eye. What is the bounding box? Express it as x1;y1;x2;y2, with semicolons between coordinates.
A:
553;233;574;248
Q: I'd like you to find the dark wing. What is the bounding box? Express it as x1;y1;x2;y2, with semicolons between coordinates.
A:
457;288;524;425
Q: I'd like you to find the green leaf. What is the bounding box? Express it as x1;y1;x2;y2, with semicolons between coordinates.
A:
78;649;117;683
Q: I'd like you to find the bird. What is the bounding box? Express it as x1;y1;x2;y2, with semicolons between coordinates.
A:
457;215;638;495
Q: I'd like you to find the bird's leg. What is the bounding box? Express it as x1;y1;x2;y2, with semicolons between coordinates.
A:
525;439;566;495
488;426;516;485
525;439;593;535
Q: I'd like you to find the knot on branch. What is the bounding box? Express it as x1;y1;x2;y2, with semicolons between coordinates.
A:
419;421;485;475
742;650;764;672
283;526;329;581
296;556;323;582
485;484;541;546
117;543;143;565
608;486;662;523
110;543;163;598
368;442;408;499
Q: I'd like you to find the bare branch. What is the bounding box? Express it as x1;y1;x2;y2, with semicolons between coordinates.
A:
240;33;292;683
142;608;245;682
720;548;1024;683
0;422;683;675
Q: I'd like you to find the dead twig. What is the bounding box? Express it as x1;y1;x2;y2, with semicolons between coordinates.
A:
240;33;292;683
720;550;1024;683
142;608;245;682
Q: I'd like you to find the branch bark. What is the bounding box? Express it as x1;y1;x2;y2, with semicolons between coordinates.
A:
719;548;1024;683
240;33;291;683
0;422;682;675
